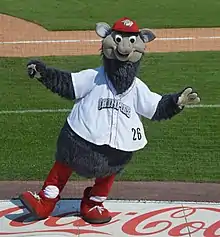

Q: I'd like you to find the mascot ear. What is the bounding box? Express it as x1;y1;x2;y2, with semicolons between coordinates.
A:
140;29;156;43
95;22;111;38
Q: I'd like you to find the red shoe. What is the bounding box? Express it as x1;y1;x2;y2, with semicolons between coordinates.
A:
19;190;59;220
80;187;112;224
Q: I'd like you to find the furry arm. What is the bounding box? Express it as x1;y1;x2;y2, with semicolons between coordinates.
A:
27;60;75;100
151;93;182;121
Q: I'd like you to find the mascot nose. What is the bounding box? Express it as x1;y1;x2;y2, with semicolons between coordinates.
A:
117;40;133;55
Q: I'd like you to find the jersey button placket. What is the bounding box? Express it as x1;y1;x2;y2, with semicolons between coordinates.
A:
110;110;117;146
110;95;120;147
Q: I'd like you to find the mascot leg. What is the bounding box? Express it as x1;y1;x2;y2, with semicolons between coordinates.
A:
80;174;115;224
19;161;72;219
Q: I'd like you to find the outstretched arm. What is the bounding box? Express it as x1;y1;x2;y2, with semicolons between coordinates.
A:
135;80;200;121
151;88;200;121
27;60;75;100
151;93;182;121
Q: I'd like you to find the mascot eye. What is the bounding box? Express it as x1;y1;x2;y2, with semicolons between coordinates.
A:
115;34;122;43
129;36;136;43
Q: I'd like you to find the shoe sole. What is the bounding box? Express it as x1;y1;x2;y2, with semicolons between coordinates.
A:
81;215;112;224
19;194;46;220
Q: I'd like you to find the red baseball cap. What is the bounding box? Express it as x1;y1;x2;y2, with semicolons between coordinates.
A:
112;17;139;33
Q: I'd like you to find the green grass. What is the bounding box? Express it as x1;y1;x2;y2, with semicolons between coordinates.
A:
1;0;220;30
1;51;220;182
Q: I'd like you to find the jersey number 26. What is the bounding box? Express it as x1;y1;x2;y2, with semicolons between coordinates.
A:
132;128;142;141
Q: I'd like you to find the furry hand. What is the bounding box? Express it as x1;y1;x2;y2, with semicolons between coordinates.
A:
177;87;200;107
27;60;47;79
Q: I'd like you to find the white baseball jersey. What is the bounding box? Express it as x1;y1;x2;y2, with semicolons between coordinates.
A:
67;66;162;152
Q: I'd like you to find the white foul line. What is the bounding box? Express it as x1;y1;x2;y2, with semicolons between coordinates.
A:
1;36;220;45
0;39;102;44
0;104;219;115
0;109;71;114
186;104;220;108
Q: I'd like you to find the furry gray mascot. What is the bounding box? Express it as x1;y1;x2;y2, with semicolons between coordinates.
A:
19;17;200;224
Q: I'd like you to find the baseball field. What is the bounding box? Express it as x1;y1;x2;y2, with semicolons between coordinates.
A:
1;0;220;29
1;0;220;185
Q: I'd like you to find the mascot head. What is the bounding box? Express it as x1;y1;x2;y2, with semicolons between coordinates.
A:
95;17;156;94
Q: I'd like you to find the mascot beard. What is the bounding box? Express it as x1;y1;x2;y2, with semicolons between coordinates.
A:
19;17;200;224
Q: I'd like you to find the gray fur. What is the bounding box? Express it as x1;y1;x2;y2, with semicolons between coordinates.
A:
39;67;75;100
55;121;133;178
103;54;140;94
27;60;75;100
151;93;183;121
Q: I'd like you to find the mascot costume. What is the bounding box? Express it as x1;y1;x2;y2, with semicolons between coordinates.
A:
19;17;200;224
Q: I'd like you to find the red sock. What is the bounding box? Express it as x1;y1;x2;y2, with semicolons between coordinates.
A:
42;161;73;193
90;174;116;200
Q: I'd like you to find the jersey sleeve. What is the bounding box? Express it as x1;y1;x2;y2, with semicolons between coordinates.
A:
135;79;162;119
71;68;98;99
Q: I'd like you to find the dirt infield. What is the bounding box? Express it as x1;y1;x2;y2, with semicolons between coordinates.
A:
1;14;220;202
1;14;220;57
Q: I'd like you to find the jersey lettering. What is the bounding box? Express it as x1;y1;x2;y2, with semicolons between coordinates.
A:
98;98;131;118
